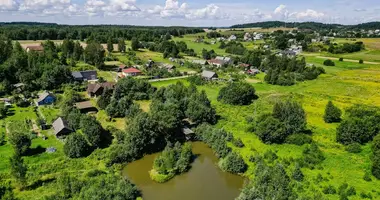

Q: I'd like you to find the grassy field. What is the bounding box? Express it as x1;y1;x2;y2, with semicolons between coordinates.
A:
150;55;380;199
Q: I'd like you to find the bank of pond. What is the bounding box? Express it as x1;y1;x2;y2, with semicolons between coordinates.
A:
122;142;245;200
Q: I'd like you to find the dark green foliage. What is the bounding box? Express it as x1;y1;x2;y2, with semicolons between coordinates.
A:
256;116;287;144
322;185;337;194
64;133;90;158
217;82;256;105
9;153;27;185
84;42;105;68
236;162;294;200
273;100;307;135
0;182;16;200
125;103;142;118
323;59;335;66
153;142;193;175
224;41;247;55
8;132;31;156
359;59;364;64
131;37;139;51
118;39;126;53
263;56;324;86
232;138;244;148
219;152;247;174
264;150;278;163
66;109;82;130
106;38;113;53
363;171;372;182
328;42;364;54
97;89;113;110
0;103;7;119
285;134;313;146
106;96;133;118
336;105;380;144
324;101;342;123
345;143;362;153
256;100;307;144
194;124;231;158
0;132;5;146
80;115;103;147
360;192;373;199
201;49;216;60
301;143;325;169
187;75;206;85
78;175;139;200
185;90;216;124
112;77;154;101
339;57;344;61
372;134;380;179
292;163;304;181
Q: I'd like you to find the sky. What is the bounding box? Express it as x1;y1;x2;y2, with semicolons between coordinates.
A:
1;0;380;26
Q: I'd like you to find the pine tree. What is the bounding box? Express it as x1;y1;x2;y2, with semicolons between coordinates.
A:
131;37;139;51
107;38;114;55
324;101;342;123
118;39;126;53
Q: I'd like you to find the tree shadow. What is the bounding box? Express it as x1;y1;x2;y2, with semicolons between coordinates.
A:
98;129;114;149
26;177;55;190
25;145;46;156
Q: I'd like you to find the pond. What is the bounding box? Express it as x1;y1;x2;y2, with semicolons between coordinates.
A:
122;142;245;200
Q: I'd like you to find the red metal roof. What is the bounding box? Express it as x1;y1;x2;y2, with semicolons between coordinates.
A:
122;68;141;73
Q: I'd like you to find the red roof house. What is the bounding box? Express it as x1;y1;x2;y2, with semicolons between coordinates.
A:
122;68;142;77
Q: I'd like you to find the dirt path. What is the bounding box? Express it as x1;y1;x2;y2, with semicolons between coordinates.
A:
148;75;190;82
316;56;380;65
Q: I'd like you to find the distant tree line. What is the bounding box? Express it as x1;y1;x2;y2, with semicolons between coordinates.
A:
328;42;365;54
0;24;203;42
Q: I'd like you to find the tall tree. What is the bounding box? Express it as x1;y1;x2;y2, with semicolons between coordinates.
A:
9;153;27;186
131;37;139;51
84;42;105;68
324;101;342;123
118;39;126;53
107;38;113;55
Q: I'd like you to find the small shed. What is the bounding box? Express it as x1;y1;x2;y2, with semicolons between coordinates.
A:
182;127;195;141
75;101;98;113
87;82;115;97
122;68;142;77
36;92;56;106
52;117;73;137
202;70;218;80
72;70;98;81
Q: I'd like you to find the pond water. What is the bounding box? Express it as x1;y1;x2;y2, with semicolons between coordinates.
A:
122;142;245;200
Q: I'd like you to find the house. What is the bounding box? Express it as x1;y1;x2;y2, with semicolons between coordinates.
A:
87;82;115;97
253;33;263;40
118;64;127;72
208;59;225;68
36;92;56;106
244;33;252;41
52;117;73;137
26;45;44;52
202;70;218;80
191;60;208;65
228;35;237;41
75;101;98;113
122;68;142;77
72;70;98;81
160;64;176;72
194;37;204;43
247;69;260;75
182;127;195;141
216;37;226;41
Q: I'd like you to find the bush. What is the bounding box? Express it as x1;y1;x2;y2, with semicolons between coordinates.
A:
217;82;256;105
256;116;287;144
285;134;313;146
323;185;337;194
323;59;335;66
372;134;380;179
324;101;342;123
339;57;344;61
359;59;364;64
232;138;245;148
272;100;307;136
301;143;325;169
363;171;372;182
292;163;304;181
64;133;90;158
345;143;362;153
219;152;247;174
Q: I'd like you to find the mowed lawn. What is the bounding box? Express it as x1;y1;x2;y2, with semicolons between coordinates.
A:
151;57;380;199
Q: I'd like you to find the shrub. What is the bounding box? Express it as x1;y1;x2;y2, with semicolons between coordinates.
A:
285;134;313;146
363;171;372;182
272;100;307;136
323;59;335;66
324;101;342;123
323;185;337;194
219;152;247;174
339;57;344;61
256;116;287;144
232;138;245;148
217;82;256;105
301;143;325;169
64;133;90;158
292;163;304;182
359;59;364;64
345;143;362;153
264;150;278;163
372;134;380;179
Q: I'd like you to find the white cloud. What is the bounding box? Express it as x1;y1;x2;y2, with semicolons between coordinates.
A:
20;0;70;12
274;4;286;14
186;4;224;20
290;9;325;20
273;4;289;19
85;0;140;16
84;0;106;16
0;0;19;11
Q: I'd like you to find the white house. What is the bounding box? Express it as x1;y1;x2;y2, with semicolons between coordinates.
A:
228;35;237;41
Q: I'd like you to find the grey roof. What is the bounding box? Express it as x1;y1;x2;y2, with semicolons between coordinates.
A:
72;70;97;81
52;117;72;135
37;92;53;103
191;60;207;65
75;101;94;110
202;70;217;79
182;127;194;135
